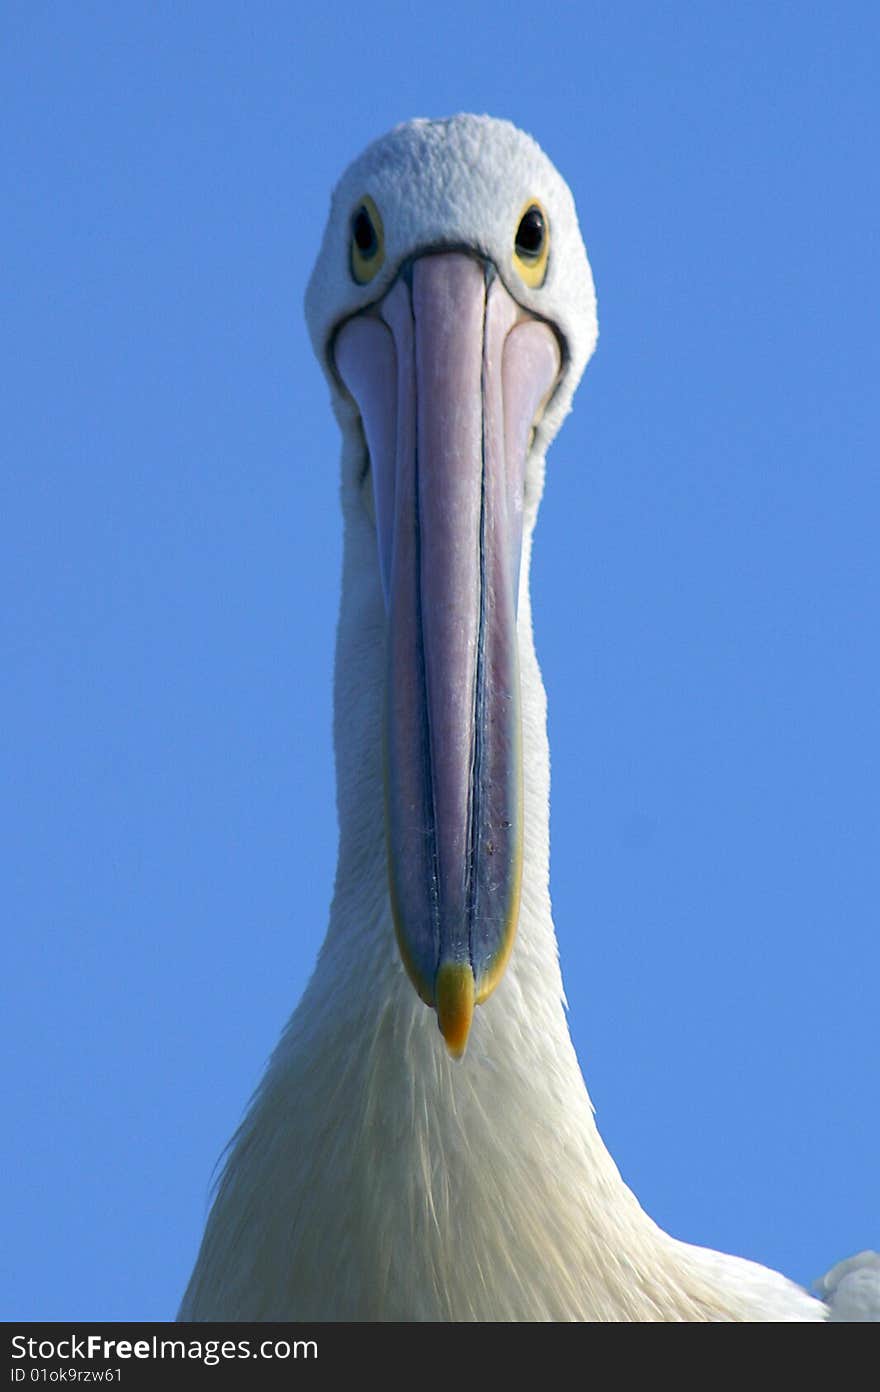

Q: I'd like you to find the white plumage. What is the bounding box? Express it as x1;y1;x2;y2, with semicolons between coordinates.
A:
179;115;877;1322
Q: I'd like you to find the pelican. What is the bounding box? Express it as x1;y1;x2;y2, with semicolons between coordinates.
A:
180;114;877;1321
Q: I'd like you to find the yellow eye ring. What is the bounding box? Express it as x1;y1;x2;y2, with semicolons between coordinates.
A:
350;195;385;285
513;200;549;288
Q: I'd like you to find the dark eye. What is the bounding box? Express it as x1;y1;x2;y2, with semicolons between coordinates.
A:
352;205;378;258
350;196;385;284
515;206;545;260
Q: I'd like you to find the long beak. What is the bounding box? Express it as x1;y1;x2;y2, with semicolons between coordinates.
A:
335;253;560;1056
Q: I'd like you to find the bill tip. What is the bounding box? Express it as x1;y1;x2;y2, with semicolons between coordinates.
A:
435;961;475;1059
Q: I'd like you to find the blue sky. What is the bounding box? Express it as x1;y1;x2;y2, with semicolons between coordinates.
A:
2;2;877;1319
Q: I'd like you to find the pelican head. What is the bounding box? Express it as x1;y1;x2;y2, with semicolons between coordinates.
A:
306;116;597;1056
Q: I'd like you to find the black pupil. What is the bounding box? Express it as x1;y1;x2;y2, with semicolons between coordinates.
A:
353;207;377;257
516;207;544;257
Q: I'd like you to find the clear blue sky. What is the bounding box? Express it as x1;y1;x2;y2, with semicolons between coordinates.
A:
2;2;877;1319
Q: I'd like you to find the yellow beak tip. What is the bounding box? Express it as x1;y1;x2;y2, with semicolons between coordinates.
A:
435;961;475;1059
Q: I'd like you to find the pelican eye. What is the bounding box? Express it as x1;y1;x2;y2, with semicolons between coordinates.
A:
350;195;385;284
353;208;376;255
513;201;549;288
